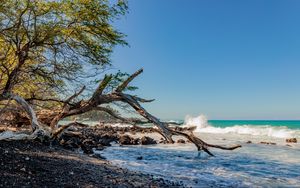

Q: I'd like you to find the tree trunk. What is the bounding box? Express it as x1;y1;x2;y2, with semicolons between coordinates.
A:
0;69;242;156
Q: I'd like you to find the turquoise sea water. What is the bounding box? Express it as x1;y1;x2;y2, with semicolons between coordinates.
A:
99;117;300;187
208;120;300;129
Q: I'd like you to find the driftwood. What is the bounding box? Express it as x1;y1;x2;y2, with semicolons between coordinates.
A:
0;69;241;156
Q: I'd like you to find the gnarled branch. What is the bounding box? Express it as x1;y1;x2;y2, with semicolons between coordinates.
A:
115;68;143;92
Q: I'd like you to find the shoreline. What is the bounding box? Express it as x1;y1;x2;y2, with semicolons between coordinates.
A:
0;139;183;187
1;122;299;187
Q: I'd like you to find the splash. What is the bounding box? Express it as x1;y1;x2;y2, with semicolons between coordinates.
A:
182;115;299;138
183;114;209;131
196;125;298;138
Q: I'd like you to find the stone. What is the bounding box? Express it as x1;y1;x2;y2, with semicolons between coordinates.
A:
81;144;94;154
286;138;297;143
260;141;276;145
119;135;136;145
177;139;186;144
140;136;157;145
95;144;105;151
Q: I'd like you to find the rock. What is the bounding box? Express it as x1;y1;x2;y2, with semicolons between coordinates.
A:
81;144;94;154
99;133;118;146
91;153;106;160
177;139;186;144
66;138;81;148
95;144;105;151
133;138;140;145
140;136;157;145
59;139;65;145
246;141;252;144
83;139;96;146
260;141;276;145
119;135;137;145
136;156;143;160
159;140;168;144
286;138;297;143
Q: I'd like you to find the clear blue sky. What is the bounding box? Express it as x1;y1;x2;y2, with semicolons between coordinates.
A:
111;0;300;120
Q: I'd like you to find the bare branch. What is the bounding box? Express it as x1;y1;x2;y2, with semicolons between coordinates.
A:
95;106;148;124
92;74;113;100
65;86;86;104
9;93;39;132
115;68;143;92
132;96;155;103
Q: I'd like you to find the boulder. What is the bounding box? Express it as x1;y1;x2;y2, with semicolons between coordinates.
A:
140;136;157;145
98;133;118;146
286;138;297;143
119;135;137;145
177;139;186;144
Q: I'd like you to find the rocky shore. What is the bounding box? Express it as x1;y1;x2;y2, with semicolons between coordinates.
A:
0;139;183;187
53;124;194;154
0;124;188;187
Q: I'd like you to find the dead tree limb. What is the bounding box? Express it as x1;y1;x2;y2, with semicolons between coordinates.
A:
115;69;143;92
5;93;39;132
3;68;241;156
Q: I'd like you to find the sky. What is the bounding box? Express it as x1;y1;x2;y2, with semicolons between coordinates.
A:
111;0;300;120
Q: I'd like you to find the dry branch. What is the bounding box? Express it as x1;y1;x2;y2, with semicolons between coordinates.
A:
0;68;241;156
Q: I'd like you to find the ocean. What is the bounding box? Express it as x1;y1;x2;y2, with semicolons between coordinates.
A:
98;115;300;187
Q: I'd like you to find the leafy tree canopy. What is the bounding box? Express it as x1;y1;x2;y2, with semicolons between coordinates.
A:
0;0;128;97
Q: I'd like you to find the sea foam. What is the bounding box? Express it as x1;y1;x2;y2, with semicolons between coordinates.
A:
183;115;299;138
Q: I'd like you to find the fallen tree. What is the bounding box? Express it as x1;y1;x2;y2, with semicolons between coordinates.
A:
0;69;241;156
0;0;240;156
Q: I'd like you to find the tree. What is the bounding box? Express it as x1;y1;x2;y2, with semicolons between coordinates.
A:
0;0;128;131
0;0;241;156
0;0;127;93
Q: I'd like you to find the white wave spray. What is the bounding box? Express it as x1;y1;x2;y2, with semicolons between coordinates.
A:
183;115;299;138
183;114;209;131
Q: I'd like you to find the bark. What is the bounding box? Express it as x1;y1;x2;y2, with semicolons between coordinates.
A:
0;69;241;155
0;93;39;132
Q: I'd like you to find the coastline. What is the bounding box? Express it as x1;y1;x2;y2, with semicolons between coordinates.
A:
0;139;183;187
1;121;299;187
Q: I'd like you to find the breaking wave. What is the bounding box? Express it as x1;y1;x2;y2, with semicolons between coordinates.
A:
183;115;300;138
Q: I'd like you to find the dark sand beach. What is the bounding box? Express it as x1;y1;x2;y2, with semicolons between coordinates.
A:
0;140;181;187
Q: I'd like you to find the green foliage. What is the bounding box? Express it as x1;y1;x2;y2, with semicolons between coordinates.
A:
67;108;120;121
0;0;128;97
105;70;138;92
